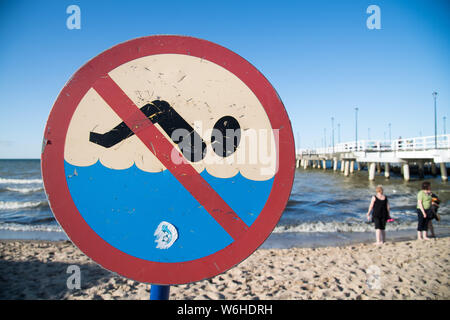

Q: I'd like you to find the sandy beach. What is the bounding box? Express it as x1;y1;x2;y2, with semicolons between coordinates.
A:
0;237;449;300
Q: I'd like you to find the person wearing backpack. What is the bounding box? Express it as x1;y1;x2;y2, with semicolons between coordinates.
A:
427;193;441;238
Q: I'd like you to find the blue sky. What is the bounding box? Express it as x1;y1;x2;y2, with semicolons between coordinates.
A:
0;0;449;158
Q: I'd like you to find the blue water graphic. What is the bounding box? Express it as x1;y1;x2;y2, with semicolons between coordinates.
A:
64;161;273;263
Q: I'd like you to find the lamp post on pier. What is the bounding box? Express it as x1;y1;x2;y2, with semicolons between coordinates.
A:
388;123;391;143
432;91;438;149
331;117;335;153
337;123;341;144
443;116;447;135
355;107;359;150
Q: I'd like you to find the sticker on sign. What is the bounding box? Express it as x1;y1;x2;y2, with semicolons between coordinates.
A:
41;35;295;284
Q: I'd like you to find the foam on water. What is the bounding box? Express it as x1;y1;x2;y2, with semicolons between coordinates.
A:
0;222;62;232
0;177;43;184
273;220;418;233
0;200;48;210
3;186;44;194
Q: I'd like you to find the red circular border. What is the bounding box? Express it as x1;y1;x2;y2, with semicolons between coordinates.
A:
41;35;295;284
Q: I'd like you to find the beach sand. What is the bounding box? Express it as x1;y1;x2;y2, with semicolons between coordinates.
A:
1;237;449;300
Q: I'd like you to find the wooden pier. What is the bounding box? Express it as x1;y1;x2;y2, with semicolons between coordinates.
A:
297;134;450;181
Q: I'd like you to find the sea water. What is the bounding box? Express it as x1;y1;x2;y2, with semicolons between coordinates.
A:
1;159;449;247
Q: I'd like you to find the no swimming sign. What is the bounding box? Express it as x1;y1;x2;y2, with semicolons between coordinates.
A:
41;35;295;284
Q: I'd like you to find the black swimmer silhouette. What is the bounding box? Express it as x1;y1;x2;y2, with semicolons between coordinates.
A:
89;100;241;162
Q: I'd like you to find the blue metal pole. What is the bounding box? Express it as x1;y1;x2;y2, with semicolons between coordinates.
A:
150;285;170;300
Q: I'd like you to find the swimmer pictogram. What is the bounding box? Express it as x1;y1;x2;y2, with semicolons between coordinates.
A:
89;100;241;162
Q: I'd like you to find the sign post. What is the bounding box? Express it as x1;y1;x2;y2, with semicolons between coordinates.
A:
42;35;295;296
150;285;170;300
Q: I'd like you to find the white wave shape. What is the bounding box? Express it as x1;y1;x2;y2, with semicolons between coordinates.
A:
0;201;47;210
273;221;418;233
64;54;277;181
0;177;43;184
5;186;43;193
0;223;62;233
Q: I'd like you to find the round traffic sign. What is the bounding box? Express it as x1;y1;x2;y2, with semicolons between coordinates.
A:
41;35;295;284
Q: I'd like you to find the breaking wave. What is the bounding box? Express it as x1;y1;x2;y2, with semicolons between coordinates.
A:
273;220;418;233
0;223;62;232
3;186;44;194
0;200;49;210
0;177;43;184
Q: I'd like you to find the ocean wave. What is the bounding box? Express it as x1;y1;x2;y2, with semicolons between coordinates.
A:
285;199;308;207
0;177;43;184
273;220;419;233
0;200;48;210
315;199;353;206
3;186;44;194
0;223;62;233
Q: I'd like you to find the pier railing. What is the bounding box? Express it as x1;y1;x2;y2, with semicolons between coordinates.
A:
299;134;450;155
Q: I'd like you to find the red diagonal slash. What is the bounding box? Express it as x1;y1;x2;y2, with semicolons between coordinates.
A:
92;75;249;240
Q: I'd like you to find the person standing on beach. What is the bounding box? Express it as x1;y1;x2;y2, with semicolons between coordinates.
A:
417;181;432;240
366;185;391;245
428;193;441;238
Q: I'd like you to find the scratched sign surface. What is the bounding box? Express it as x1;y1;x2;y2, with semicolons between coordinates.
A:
41;35;295;284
